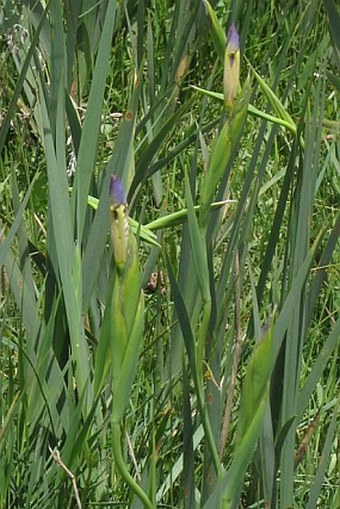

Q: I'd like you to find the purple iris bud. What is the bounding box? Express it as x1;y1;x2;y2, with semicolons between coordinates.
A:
227;23;239;53
224;23;240;109
109;175;127;206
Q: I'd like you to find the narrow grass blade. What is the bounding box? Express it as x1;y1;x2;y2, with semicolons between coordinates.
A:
251;67;297;135
36;75;90;402
0;7;47;153
192;85;298;132
185;172;210;302
297;317;340;416
323;0;340;68
73;0;118;239
0;178;36;269
203;0;226;64
305;401;339;509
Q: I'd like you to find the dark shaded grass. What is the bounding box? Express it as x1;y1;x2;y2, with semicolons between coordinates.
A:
0;1;339;508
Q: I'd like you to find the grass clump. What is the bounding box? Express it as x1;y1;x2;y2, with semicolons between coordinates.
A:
0;1;339;508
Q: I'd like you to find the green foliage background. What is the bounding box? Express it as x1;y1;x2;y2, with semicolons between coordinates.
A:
0;1;339;508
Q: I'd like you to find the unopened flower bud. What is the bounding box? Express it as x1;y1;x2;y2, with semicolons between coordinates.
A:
223;23;240;110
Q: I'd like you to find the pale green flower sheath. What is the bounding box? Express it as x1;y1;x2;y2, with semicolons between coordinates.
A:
109;175;130;274
223;23;240;110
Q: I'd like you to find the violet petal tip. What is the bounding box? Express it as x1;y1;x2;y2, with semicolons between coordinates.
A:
227;23;239;52
110;175;127;206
